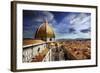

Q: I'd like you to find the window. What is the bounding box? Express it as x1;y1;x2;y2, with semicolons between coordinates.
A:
38;48;40;52
50;38;52;41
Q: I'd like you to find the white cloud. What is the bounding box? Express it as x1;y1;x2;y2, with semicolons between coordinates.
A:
55;13;91;39
60;13;91;31
32;11;54;22
42;11;54;21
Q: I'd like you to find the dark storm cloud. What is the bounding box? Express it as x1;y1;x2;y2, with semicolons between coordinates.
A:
68;28;76;33
80;28;91;33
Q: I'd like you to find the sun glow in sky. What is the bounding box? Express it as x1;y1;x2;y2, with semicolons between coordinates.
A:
23;10;91;39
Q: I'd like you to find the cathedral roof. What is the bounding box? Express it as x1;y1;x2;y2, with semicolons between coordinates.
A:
23;39;45;46
35;19;55;38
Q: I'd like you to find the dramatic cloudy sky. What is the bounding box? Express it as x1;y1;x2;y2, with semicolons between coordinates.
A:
23;10;91;39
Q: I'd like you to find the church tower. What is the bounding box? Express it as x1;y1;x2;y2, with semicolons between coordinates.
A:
35;19;55;42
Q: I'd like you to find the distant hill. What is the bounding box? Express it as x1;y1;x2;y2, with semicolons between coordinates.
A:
56;38;91;42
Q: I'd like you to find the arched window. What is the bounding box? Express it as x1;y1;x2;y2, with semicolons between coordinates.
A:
38;47;40;52
50;38;52;41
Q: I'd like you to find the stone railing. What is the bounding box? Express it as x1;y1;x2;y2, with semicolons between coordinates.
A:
42;49;52;62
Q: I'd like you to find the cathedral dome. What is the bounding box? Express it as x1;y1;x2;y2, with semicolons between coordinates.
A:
35;19;55;41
